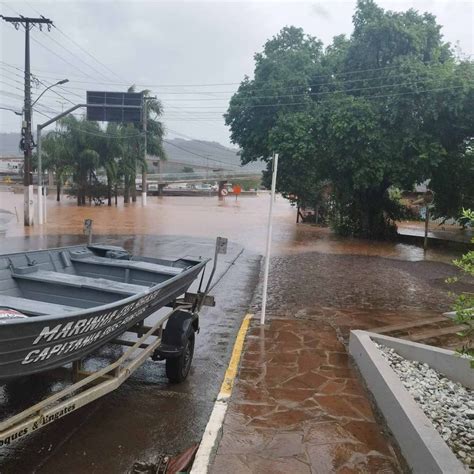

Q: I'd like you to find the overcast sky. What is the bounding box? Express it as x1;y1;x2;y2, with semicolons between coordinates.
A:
1;0;473;148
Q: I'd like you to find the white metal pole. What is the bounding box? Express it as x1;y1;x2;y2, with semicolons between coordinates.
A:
141;99;147;206
260;153;278;325
43;183;47;224
37;125;43;225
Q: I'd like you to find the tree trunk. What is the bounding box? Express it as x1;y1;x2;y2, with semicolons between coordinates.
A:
88;171;92;205
131;173;137;203
124;175;130;204
107;173;112;207
114;184;118;206
81;172;87;206
56;181;61;202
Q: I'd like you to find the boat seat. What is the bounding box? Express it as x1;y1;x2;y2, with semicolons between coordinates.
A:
69;255;184;276
0;294;79;316
12;270;149;296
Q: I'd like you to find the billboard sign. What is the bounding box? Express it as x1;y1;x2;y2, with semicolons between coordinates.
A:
86;91;143;122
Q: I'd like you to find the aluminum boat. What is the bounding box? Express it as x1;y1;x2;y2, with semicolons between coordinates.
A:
0;244;208;379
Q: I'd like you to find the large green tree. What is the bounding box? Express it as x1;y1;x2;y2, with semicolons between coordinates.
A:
226;1;474;238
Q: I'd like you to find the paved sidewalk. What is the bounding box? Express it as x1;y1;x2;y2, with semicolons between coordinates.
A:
207;244;462;473
210;318;402;473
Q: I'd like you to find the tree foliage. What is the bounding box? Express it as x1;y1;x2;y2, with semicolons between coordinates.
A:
225;0;474;238
450;209;474;366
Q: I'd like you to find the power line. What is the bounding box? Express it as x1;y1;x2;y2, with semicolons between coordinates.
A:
33;121;240;169
23;0;126;83
36;27;116;83
2;58;467;103
29;32;104;82
30;70;468;108
166;82;474;112
0;79;24;92
1;61;81;102
9;59;458;90
162;139;241;168
165;127;241;155
35;77;79;105
53;25;127;83
159;79;474;109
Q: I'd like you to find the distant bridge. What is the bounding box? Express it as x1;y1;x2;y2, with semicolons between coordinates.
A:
144;170;262;185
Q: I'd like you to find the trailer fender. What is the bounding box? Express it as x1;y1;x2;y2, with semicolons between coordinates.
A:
153;310;198;360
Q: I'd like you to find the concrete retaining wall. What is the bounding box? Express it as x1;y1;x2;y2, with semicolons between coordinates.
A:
370;332;473;389
349;330;469;473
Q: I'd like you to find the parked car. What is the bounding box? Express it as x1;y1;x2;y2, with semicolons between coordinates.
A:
194;183;214;191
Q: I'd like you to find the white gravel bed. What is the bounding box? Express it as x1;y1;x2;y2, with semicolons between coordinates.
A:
376;344;474;471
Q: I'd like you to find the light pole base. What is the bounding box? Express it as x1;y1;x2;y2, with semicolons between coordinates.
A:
142;191;147;206
43;187;47;224
24;185;34;226
38;186;43;225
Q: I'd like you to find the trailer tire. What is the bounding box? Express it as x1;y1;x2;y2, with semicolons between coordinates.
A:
166;333;195;383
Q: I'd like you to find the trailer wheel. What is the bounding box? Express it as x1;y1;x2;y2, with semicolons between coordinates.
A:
166;333;195;383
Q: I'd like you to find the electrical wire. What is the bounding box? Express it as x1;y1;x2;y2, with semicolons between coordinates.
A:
53;25;128;83
165;127;240;155
2;59;469;109
162;139;241;168
36;27;116;83
15;60;456;88
23;0;127;83
159;83;474;113
2;59;458;97
29;32;106;82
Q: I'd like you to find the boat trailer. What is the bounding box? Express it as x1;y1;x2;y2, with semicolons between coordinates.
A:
0;237;228;448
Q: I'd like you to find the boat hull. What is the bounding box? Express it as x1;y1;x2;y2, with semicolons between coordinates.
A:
0;254;207;380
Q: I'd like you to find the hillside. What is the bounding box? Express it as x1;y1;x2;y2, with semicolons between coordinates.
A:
0;133;264;173
0;133;21;156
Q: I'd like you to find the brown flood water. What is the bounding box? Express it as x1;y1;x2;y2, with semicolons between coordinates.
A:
0;190;464;263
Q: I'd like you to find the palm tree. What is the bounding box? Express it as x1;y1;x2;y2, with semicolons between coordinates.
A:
58;115;101;206
122;86;165;202
97;122;123;206
41;130;71;202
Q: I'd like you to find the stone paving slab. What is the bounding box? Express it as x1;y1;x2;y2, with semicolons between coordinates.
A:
211;319;402;473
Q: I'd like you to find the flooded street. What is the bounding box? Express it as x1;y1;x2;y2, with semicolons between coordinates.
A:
0;190;464;263
0;190;469;473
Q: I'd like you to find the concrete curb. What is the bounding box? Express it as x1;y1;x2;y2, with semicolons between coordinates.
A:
349;330;469;474
191;314;253;474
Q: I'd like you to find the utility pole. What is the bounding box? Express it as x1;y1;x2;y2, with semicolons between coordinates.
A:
1;15;53;226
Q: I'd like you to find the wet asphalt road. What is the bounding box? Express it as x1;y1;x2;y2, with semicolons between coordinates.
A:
0;234;261;473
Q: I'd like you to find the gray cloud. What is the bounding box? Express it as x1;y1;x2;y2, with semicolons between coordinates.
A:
1;1;472;147
311;3;331;19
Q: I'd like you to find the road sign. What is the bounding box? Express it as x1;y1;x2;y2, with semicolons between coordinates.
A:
216;237;228;255
86;91;143;122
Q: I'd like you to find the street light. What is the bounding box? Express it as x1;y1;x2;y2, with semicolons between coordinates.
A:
35;78;68;225
0;106;22;116
32;79;69;108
